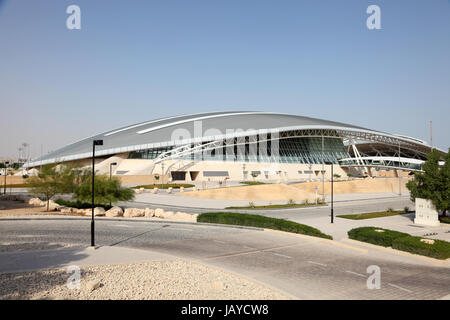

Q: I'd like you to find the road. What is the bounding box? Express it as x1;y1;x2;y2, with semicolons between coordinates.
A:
0;218;449;300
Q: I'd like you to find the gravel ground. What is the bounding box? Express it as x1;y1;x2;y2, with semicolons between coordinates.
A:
0;259;290;300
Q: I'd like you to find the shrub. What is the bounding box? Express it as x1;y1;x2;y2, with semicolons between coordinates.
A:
288;199;296;205
392;236;450;260
387;207;394;213
22;174;29;179
197;212;332;240
404;206;410;214
54;198;112;210
347;227;409;247
248;201;255;208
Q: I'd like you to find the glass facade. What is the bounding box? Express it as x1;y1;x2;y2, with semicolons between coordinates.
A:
128;136;350;164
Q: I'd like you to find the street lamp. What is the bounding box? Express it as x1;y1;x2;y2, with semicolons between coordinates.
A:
91;139;103;247
325;161;334;224
3;161;9;195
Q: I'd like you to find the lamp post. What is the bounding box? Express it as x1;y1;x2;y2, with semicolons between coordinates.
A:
325;161;334;224
91;140;103;247
3;161;9;195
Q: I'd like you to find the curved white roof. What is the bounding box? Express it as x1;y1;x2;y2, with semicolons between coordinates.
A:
27;111;437;167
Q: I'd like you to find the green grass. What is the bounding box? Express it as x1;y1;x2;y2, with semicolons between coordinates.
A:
348;226;450;260
226;201;326;210
337;210;408;220
197;212;332;240
392;236;450;260
133;183;194;189
348;227;409;247
239;181;268;186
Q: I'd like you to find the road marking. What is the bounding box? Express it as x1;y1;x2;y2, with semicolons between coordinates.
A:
268;252;292;259
345;270;366;278
308;261;327;267
388;283;413;293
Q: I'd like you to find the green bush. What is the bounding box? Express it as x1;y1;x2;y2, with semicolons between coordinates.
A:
54;198;112;210
347;227;409;247
392;236;450;260
197;212;332;240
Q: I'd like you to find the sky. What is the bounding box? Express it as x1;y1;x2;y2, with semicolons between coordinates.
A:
0;0;449;159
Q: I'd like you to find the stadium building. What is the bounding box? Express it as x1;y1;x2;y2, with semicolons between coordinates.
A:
26;111;445;183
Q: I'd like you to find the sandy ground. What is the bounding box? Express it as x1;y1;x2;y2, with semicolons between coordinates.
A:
180;183;316;202
0;259;290;300
179;177;411;201
291;177;411;194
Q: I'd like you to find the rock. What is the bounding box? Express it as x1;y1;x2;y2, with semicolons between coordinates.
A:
134;189;142;194
86;280;101;292
154;208;165;218
144;208;155;217
162;211;174;219
420;238;435;245
124;208;144;217
94;207;105;216
60;207;74;214
166;187;173;194
48;200;62;211
179;187;184;193
151;188;158;194
192;187;197;192
29;198;45;206
105;206;123;217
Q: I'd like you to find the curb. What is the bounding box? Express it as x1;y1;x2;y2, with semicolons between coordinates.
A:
342;238;450;267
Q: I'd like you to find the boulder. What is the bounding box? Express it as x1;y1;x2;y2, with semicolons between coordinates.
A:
124;208;144;217
60;207;75;214
134;189;142;194
144;208;155;217
162;211;174;219
154;208;165;218
105;206;123;217
420;238;435;245
28;198;45;206
166;187;173;194
151;188;158;194
48;200;62;211
94;207;105;216
179;187;184;193
192;187;197;192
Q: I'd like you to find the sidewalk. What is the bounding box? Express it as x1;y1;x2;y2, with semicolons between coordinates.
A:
0;246;174;273
294;213;450;242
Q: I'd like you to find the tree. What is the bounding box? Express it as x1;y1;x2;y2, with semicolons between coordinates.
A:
25;164;66;211
74;174;134;206
406;149;449;216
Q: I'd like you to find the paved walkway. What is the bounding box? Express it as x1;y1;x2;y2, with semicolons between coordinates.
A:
0;246;173;273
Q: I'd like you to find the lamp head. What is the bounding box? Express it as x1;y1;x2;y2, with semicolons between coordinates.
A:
93;140;103;146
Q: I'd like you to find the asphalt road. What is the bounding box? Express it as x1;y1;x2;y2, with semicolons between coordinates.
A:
0;218;449;300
